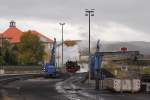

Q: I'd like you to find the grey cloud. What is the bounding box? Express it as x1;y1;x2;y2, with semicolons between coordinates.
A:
0;0;150;33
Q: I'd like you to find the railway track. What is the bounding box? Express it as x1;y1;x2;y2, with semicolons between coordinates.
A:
0;73;70;100
56;73;150;100
0;74;41;85
55;73;96;100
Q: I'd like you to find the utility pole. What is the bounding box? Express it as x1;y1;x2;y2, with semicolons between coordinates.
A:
59;23;65;67
57;45;59;68
85;9;95;83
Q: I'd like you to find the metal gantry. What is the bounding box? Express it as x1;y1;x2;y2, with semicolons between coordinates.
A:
90;40;141;90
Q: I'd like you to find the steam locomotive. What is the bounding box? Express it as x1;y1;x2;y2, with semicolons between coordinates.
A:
65;61;80;73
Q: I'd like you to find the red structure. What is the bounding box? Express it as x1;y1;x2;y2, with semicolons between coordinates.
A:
121;47;128;52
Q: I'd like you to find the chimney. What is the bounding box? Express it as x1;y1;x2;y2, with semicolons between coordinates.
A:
9;20;16;27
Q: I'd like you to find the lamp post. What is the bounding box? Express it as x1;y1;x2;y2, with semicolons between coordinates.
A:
85;9;95;83
59;23;65;67
57;45;59;68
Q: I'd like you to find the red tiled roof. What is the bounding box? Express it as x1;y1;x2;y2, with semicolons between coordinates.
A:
30;30;53;43
2;27;53;43
3;27;23;43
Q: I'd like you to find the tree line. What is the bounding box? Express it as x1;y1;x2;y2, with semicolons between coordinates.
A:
0;31;46;65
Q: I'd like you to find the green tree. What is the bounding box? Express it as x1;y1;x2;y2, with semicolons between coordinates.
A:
18;31;45;65
7;44;19;65
0;38;23;65
0;39;12;65
0;47;4;64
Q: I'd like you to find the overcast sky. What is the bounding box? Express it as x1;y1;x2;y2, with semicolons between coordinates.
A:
0;0;150;41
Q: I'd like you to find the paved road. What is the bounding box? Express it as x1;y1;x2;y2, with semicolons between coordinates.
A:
58;73;150;100
0;74;150;100
83;90;150;100
0;78;69;100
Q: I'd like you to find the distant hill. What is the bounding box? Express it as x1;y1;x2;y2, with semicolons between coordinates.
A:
78;41;150;55
101;41;150;55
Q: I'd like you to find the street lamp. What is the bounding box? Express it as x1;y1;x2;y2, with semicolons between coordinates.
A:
59;22;65;67
57;45;59;68
85;9;95;83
